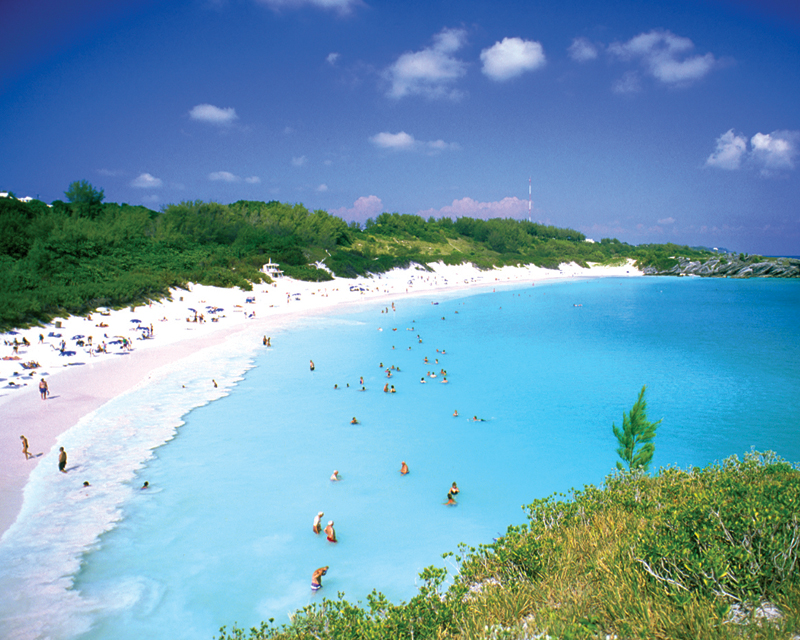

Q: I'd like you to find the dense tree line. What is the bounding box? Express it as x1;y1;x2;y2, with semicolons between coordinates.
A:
0;182;713;329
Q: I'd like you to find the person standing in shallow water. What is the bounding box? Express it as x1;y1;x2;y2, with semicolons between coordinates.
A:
324;520;337;542
400;461;409;475
309;360;315;371
311;566;328;591
58;447;67;473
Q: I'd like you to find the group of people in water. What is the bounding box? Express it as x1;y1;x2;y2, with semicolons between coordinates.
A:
308;317;475;592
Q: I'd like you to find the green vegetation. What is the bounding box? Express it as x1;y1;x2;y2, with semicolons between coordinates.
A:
219;451;800;640
0;183;715;330
612;385;662;472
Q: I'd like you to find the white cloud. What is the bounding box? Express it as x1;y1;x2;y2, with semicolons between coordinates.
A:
568;37;598;62
256;0;360;13
750;131;799;173
316;184;328;192
609;30;717;88
417;196;528;220
131;173;163;188
189;103;238;125
480;37;545;81
370;131;459;153
384;27;468;100
326;52;340;65
329;195;384;221
245;176;261;184
612;71;641;94
370;131;416;150
209;171;240;182
706;129;799;175
658;217;676;225
292;155;308;167
705;129;747;170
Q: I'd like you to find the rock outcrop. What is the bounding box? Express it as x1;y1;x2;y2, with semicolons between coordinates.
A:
642;256;800;278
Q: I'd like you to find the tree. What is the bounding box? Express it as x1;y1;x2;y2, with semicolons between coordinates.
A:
64;180;105;218
612;385;662;472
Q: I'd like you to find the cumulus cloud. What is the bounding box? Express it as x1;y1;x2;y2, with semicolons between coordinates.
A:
705;129;747;170
329;195;384;222
608;29;717;88
256;0;360;13
316;184;328;192
326;52;340;65
131;173;163;188
706;129;799;175
750;131;799;173
417;196;529;220
245;176;261;184
384;27;468;99
189;103;238;125
568;37;598;62
612;71;641;94
292;155;308;167
658;217;676;225
480;37;545;81
209;171;240;182
370;131;459;153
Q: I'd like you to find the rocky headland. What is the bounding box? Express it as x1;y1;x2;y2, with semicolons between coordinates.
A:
643;255;800;278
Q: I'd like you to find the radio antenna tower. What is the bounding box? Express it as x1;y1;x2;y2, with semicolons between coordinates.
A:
528;177;532;222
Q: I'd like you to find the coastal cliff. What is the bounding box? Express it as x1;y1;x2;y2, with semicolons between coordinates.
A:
642;255;800;278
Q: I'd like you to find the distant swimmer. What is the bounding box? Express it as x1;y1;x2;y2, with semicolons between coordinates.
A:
324;520;337;543
313;511;324;533
360;386;367;391
420;378;426;384
311;566;328;591
400;461;409;475
350;417;359;424
141;481;149;489
83;481;90;487
334;384;339;389
20;435;31;459
330;470;340;481
450;482;460;495
58;446;67;473
383;383;389;393
472;416;485;422
453;410;458;417
309;360;315;371
390;385;396;393
359;376;364;385
441;377;448;384
444;493;457;506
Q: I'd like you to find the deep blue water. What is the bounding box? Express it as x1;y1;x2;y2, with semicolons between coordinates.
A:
1;276;798;640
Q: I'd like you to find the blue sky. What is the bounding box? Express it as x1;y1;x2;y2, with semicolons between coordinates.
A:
1;0;799;255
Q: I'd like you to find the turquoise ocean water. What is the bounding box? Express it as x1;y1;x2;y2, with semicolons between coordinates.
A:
1;276;798;640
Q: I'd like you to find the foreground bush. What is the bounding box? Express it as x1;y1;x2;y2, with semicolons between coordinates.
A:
219;451;800;640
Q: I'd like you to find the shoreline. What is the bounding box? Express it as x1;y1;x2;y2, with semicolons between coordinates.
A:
0;259;640;537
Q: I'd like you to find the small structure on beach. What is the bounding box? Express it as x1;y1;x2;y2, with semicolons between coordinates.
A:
261;259;284;279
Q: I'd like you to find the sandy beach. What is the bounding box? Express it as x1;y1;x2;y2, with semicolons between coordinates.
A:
0;259;640;537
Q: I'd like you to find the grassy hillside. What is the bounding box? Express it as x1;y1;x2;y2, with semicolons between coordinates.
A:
0;193;713;330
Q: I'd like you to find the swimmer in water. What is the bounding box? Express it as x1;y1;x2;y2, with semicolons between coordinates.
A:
449;482;460;495
330;470;340;481
141;481;149;489
390;385;396;393
453;409;458;417
420;377;426;384
400;461;409;475
324;520;337;543
444;492;457;506
441;377;448;383
310;360;315;371
311;566;328;591
350;417;359;424
313;511;324;533
383;383;389;392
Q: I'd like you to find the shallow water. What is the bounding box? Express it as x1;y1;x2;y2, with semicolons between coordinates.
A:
1;276;798;640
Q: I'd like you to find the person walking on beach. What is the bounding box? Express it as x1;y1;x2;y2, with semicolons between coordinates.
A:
38;378;48;400
311;566;328;591
58;447;67;473
20;435;31;459
313;511;324;534
324;520;337;543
